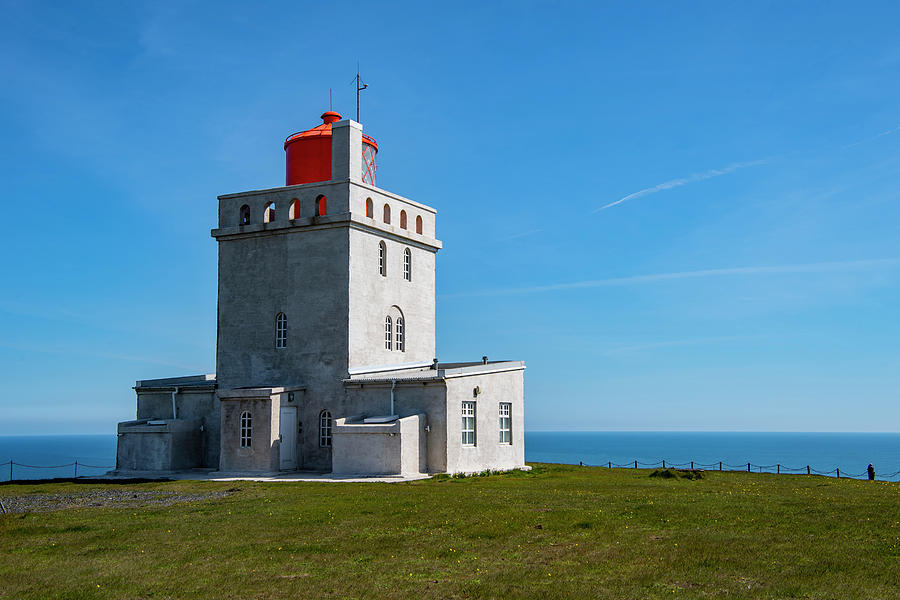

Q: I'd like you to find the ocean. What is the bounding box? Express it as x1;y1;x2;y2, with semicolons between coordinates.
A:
2;432;899;481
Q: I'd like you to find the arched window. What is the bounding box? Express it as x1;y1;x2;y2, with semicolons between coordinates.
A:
395;317;405;352
400;210;407;230
385;306;404;352
378;241;386;276
383;204;391;224
264;202;276;223
316;195;327;217
403;248;411;281
289;198;300;220
275;312;287;348
319;410;332;447
240;411;252;448
365;198;373;218
415;215;423;235
239;204;251;225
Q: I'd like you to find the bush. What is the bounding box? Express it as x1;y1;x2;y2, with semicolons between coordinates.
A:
649;468;705;480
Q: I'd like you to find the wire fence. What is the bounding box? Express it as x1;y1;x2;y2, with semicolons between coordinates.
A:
3;458;900;482
0;460;115;482
586;459;900;481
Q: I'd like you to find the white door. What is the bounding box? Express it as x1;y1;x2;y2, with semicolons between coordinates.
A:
279;406;298;470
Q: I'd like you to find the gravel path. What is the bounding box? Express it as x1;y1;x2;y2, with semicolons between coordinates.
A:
0;489;233;513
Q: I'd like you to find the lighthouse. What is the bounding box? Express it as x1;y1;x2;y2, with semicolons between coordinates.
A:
115;111;525;477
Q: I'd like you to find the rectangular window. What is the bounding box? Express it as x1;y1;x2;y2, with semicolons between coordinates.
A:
499;403;512;444
462;401;476;446
240;411;252;448
319;411;332;447
395;318;404;352
275;313;287;349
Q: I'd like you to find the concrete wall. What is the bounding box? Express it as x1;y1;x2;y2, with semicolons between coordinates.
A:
348;227;436;369
350;185;437;242
444;369;526;475
342;381;448;473
331;414;425;476
115;419;202;472
214;222;350;391
219;394;281;472
134;388;218;468
331;418;400;475
399;414;427;475
216;181;350;229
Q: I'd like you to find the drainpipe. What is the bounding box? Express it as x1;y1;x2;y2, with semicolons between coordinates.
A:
171;387;179;420
390;380;396;416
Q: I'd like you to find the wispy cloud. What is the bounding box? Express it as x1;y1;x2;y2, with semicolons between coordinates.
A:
842;124;900;149
595;160;767;213
0;341;207;373
600;335;761;356
496;228;543;242
443;257;900;297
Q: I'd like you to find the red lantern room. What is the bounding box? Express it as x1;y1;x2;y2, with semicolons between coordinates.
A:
284;111;378;186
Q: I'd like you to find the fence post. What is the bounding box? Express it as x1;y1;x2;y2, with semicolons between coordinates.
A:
8;461;11;481
807;465;810;475
608;461;611;469
691;461;694;469
777;464;780;474
719;461;722;471
747;462;751;472
634;460;637;469
662;460;666;469
836;468;840;479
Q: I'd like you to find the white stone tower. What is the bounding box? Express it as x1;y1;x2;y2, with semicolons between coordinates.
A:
210;113;442;469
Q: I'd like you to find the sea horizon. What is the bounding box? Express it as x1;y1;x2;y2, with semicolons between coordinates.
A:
2;431;899;482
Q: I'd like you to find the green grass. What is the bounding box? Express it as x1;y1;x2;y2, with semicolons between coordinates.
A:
2;464;899;599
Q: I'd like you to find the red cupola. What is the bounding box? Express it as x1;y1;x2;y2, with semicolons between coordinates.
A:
284;112;379;186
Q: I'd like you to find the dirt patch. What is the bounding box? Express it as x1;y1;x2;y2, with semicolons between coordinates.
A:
0;489;232;513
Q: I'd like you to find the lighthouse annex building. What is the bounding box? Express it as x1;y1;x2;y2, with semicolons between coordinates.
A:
114;112;526;477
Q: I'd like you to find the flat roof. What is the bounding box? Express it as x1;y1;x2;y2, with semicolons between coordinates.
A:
344;360;524;385
135;374;216;389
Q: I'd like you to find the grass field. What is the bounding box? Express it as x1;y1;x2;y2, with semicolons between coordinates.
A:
2;464;899;599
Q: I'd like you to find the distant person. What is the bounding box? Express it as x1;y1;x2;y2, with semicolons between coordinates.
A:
867;463;875;481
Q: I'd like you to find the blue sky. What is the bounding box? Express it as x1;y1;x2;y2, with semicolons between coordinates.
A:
1;1;899;434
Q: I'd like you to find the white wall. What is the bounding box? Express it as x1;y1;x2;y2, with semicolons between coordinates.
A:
444;369;526;474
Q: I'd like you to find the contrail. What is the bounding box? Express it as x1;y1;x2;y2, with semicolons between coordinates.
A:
443;257;900;297
594;159;767;212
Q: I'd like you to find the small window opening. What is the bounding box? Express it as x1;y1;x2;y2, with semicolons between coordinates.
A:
365;198;373;218
415;215;423;235
275;312;287;349
403;248;411;282
319;410;332;447
289;198;300;220
239;204;251;225
395;317;404;352
316;195;327;217
378;241;387;276
400;210;407;230
384;316;393;350
383;204;391;224
240;411;252;448
264;202;276;223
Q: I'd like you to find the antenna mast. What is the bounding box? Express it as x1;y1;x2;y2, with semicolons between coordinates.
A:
356;64;368;122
